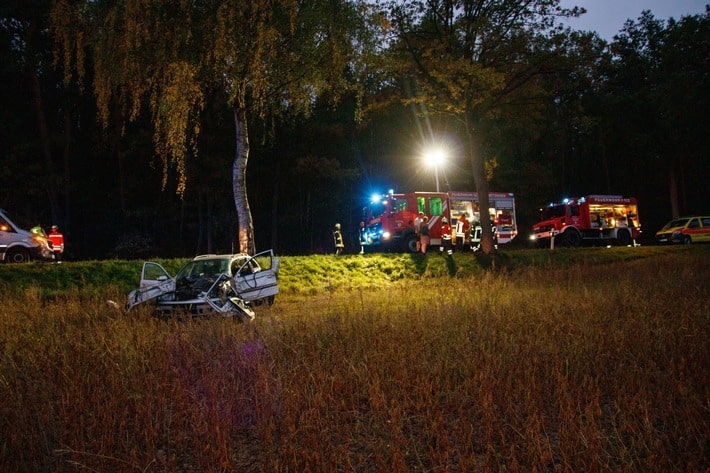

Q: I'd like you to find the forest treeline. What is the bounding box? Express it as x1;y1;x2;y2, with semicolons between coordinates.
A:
1;2;708;258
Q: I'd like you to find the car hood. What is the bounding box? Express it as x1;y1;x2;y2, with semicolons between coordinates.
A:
15;228;36;241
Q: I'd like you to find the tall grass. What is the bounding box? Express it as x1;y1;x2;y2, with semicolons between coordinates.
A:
1;252;708;472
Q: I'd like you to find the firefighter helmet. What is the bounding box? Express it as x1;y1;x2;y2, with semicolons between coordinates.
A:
442;217;448;224
335;223;341;229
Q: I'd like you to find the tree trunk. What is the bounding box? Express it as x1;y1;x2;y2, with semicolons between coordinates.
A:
29;69;60;219
600;132;611;193
466;119;495;255
206;196;213;254
61;105;72;234
669;165;679;219
196;192;204;254
271;160;280;251
232;107;255;255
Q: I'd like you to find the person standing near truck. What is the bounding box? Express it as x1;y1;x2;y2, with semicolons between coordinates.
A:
455;212;470;252
413;211;424;252
358;221;367;254
333;223;344;255
48;225;65;263
440;217;453;255
419;216;430;253
30;225;47;238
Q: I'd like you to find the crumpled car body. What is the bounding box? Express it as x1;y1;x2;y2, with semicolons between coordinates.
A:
126;250;279;322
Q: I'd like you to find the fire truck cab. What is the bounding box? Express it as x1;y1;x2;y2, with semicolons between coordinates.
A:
362;191;517;253
530;195;640;247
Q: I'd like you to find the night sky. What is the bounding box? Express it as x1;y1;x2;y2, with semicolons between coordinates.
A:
560;0;707;40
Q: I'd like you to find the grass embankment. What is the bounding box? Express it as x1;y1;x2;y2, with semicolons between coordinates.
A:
0;246;708;472
0;244;699;297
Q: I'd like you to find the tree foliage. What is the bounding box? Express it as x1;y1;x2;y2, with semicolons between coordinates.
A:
51;0;384;253
609;9;710;219
1;2;707;257
374;0;584;254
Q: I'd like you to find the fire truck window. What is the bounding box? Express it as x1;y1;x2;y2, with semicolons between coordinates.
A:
570;205;580;217
417;197;426;214
450;200;472;219
542;205;565;220
394;200;407;212
429;198;443;216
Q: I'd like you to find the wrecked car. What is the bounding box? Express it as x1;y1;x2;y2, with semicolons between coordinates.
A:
125;250;279;322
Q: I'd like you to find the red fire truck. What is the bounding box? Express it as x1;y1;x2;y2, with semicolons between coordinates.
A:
362;191;518;252
530;195;641;247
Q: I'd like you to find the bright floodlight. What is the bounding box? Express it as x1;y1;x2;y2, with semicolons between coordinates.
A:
423;146;447;192
424;147;446;167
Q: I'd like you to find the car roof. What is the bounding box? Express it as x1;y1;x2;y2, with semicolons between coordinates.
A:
192;253;250;261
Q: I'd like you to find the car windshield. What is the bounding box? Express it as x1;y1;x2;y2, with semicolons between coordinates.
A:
175;258;229;280
174;255;263;281
664;218;690;229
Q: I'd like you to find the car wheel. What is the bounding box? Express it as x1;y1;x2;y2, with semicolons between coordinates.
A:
404;234;419;253
616;229;632;246
564;229;582;247
6;248;30;263
683;235;692;244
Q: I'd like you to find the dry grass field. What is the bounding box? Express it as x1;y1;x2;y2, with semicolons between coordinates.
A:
1;249;708;472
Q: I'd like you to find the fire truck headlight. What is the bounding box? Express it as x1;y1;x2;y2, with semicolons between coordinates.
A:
529;234;536;241
382;231;391;240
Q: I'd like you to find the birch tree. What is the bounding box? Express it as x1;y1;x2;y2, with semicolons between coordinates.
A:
51;0;382;254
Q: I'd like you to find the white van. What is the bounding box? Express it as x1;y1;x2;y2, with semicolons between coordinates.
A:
0;209;55;263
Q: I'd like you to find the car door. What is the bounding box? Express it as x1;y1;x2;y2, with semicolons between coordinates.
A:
0;219;9;261
698;217;710;242
686;218;702;242
126;262;176;311
231;250;280;302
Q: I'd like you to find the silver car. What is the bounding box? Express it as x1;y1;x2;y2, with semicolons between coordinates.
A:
126;250;279;321
0;209;55;263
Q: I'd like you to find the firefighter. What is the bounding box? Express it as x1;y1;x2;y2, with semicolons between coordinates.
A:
333;223;344;255
455;212;470;252
469;219;482;252
30;225;47;238
48;225;65;263
358;221;367;254
440;217;453;255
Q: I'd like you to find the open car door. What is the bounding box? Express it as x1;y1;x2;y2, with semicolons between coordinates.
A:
125;262;176;311
231;249;279;304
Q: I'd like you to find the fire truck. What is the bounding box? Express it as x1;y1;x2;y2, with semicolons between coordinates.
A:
362;191;518;252
530;195;641;247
